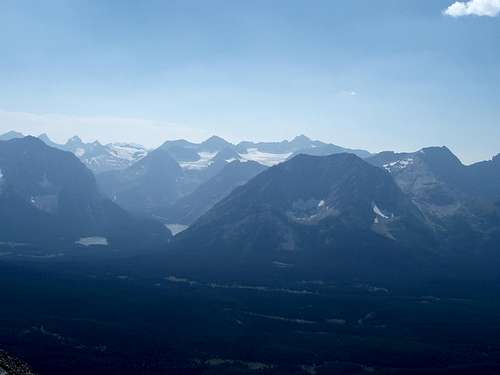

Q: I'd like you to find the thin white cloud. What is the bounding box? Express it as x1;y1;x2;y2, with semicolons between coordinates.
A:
0;109;210;147
444;0;500;17
340;90;358;97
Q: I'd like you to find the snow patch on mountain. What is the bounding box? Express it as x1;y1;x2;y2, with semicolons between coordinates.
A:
383;158;414;172
371;203;397;240
371;203;396;240
287;198;339;224
75;147;86;157
165;223;189;236
76;237;109;246
240;148;292;167
372;203;390;219
29;194;58;213
108;143;147;162
180;151;217;170
225;157;244;163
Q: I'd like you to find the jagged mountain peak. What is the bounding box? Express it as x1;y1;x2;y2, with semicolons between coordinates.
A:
135;147;182;172
211;147;241;163
291;134;312;143
12;135;46;147
419;146;463;168
66;135;83;145
160;138;197;149
38;133;65;149
200;135;233;151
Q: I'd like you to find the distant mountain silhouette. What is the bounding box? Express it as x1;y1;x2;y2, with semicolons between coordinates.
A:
35;133;147;173
236;134;371;159
0;131;24;141
158;160;267;225
97;148;184;213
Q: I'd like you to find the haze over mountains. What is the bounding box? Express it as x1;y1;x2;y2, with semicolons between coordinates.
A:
2;130;500;281
0;136;170;249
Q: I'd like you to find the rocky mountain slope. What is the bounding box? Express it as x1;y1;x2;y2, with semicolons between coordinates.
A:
172;153;435;280
157;160;267;225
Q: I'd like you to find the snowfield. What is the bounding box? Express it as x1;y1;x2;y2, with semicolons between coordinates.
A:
165;224;189;235
75;237;109;246
372;203;390;219
383;158;414;172
240;148;292;166
108;143;147;162
179;152;217;170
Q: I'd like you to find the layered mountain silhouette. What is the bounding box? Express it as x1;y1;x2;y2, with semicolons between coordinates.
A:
48;135;147;173
1;131;372;218
367;147;500;253
157;160;267;225
236;134;371;159
92;134;372;216
98;148;185;213
2;130;500;280
0;131;24;141
172;153;436;280
8;132;150;173
0;137;170;248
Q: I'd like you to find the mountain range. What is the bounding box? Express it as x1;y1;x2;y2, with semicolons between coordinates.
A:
367;147;500;253
2;131;370;172
2;131;368;218
167;148;500;281
2;130;500;281
157;160;267;225
171;153;437;280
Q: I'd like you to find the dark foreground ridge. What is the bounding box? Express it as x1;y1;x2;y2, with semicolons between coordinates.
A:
0;350;36;375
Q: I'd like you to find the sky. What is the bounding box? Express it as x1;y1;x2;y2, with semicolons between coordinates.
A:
0;0;499;164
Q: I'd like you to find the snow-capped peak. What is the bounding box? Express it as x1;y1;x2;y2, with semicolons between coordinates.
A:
240;148;292;167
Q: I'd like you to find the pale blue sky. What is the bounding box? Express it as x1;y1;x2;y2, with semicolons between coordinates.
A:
1;0;499;163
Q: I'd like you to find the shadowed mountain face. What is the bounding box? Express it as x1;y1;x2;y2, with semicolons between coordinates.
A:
461;154;500;200
0;137;170;248
172;153;435;280
97;148;184;213
367;147;500;252
97;141;246;216
157;160;267;225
